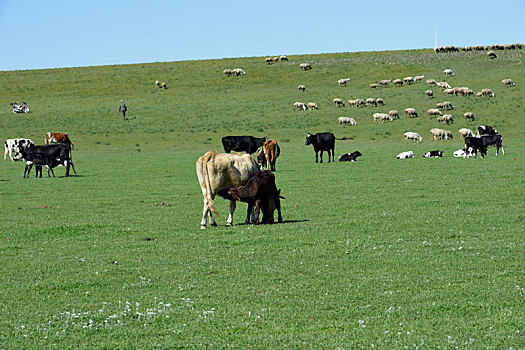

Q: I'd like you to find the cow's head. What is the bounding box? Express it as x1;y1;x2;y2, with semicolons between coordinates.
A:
217;188;240;201
305;133;313;145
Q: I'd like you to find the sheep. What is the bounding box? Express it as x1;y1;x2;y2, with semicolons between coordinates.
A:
161;82;167;89
396;151;414;159
379;79;391;86
299;63;312;70
376;98;384;105
155;80;160;88
405;108;418;118
338;117;356;126
443;88;455;96
404;132;423;142
502;79;515;87
369;83;380;89
389;110;399;119
414;75;425;82
298;85;306;91
480;88;495;97
333;98;345;107
464;112;475;121
429;128;446;140
338;78;351;86
393;79;403;86
355;99;365;107
426;79;437;85
294;102;307;111
437;114;453;124
476;92;483;98
443;69;455;76
487;51;497;59
403;77;415;85
425;90;434;98
273;56;280;62
373;113;392;123
436;82;451;89
265;57;274;64
307;102;318;110
458;87;474;96
231;68;246;76
453;149;467;157
366;98;377;107
458;128;475;138
427;108;443;117
279;55;288;61
223;69;232;76
437;101;453;110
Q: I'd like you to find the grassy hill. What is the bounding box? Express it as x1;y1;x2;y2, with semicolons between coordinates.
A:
1;48;524;348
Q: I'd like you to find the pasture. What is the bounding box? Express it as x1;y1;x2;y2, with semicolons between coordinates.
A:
1;48;524;348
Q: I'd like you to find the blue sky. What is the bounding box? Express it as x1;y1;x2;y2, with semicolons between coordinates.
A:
1;0;524;71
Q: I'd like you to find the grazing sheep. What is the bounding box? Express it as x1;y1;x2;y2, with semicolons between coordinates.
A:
443;88;455;96
373;113;392;123
476;92;483;98
369;83;380;89
502;79;515;87
480;88;495;97
279;55;288;61
161;82;167;89
414;75;425;82
429;128;446;140
464;112;475;121
393;79;403;86
355;99;365;107
389;110;399;119
299;63;312;70
273;56;280;62
231;68;246;76
307;102;318;110
265;57;274;64
366;98;377;107
379;79;391;86
403;76;415;84
405;108;418;118
338;117;356;126
155;80;160;88
487;51;497;59
443;69;455;76
376;98;384;105
298;85;306;91
458;128;475;138
404;132;423;142
437;114;454;124
338;78;351;86
223;69;232;76
425;90;434;98
294;102;307;111
457;87;474;96
426;79;437;85
427;108;443;117
437;101;453;110
396;151;414;159
333;98;345;107
436;82;451;89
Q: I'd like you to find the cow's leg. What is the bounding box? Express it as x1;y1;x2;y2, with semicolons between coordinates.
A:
24;163;32;178
500;146;504;155
226;200;236;226
254;200;262;225
64;160;70;177
319;151;324;163
244;204;253;225
201;198;210;229
314;150;318;163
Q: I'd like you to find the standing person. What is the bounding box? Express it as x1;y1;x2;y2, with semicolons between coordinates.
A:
119;100;127;120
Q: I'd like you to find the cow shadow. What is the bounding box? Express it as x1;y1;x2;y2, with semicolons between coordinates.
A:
236;219;309;226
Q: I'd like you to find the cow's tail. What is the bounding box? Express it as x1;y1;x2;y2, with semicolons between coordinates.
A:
202;152;220;216
334;136;354;140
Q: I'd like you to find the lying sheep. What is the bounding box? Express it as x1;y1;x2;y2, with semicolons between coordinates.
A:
453;149;467;157
426;79;437;85
338;78;351;86
428;108;443;117
366;98;377;106
502;79;515;87
389;110;399;119
443;69;455;76
333;98;345;107
437;82;451;89
393;79;403;86
480;88;495;97
307;102;318;110
299;63;312;70
397;151;414;159
464;112;475;121
338;117;357;126
369;83;380;89
425;90;434;98
487;51;497;59
294;102;307;111
458;128;475;138
404;132;422;142
403;77;415;84
405;108;418;118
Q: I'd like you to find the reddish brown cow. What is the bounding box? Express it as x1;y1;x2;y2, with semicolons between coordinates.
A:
258;139;280;171
45;132;74;149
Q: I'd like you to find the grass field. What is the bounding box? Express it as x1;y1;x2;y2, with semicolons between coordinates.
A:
1;48;524;348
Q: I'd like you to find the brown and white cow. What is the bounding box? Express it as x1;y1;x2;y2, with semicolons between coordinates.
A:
257;139;280;172
45;132;74;149
196;151;259;229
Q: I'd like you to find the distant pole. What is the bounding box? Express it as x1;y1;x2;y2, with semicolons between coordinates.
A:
435;25;438;49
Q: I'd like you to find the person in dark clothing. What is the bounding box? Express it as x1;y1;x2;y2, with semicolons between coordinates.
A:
119;100;127;120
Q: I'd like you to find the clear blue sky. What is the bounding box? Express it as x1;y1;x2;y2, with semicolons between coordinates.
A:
1;0;524;71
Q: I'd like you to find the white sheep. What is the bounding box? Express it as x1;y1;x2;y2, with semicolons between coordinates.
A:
298;85;306;91
443;69;455;76
155;80;160;87
436;82;451;89
265;57;274;64
338;78;351;86
307;102;318;110
404;132;423;142
487;51;497;59
379;79;392;86
369;83;380;89
223;69;232;76
480;88;495;97
396;151;414;159
458;128;475;138
437;101;453;110
393;79;403;86
333;98;345;107
279;55;289;61
414;75;425;82
425;90;434;98
464;112;475;121
428;108;442;117
299;63;312;70
366;98;377;106
405;108;418;118
338;117;356;126
231;68;246;76
389;110;399;119
294;102;307;111
161;82;167;89
426;79;437;85
376;98;384;105
502;79;515;87
403;77;415;84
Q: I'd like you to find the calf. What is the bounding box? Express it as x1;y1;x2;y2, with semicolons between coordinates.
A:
217;171;283;225
422;150;443;158
222;136;266;154
261;139;280;171
19;144;75;177
464;137;487;158
338;151;362;162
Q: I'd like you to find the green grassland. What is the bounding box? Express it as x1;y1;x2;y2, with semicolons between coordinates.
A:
1;48;524;348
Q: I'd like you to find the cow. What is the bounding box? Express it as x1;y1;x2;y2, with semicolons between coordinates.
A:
338;151;362;162
305;132;350;163
422;150;443;158
477;126;498;137
196;151;259;229
396;151;414;159
464;137;487;158
257;139;280;171
453;149;466;157
217;170;283;225
4;138;34;161
481;134;504;156
45;132;74;149
221;136;266;155
18;143;74;178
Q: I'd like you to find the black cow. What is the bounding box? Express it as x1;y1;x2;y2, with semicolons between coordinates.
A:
305;132;352;163
19;144;75;178
464;137;487;158
222;136;266;154
481;134;504;155
422;150;443;158
217;170;283;225
477;125;498;136
338;151;362;162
